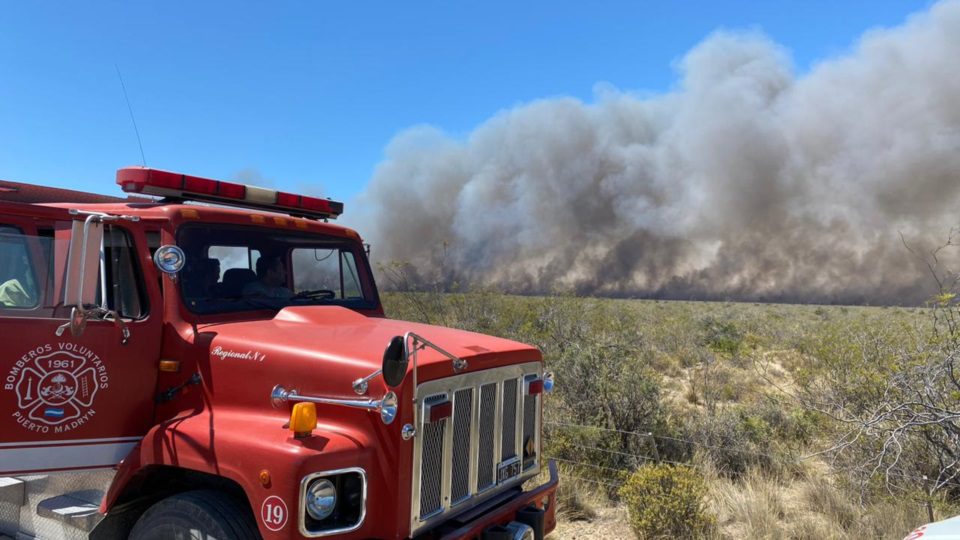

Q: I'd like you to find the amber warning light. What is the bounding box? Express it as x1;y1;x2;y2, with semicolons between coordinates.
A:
116;167;343;220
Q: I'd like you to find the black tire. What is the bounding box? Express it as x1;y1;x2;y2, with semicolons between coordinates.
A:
129;489;261;540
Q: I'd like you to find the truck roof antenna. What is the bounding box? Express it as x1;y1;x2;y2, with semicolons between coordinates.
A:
115;64;147;167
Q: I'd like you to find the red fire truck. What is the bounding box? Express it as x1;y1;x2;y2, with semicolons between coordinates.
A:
0;167;558;540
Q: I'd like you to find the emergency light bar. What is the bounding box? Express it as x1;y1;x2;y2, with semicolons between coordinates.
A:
116;167;343;220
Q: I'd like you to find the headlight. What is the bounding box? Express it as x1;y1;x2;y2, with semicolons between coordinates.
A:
380;391;398;425
305;478;337;521
300;469;366;536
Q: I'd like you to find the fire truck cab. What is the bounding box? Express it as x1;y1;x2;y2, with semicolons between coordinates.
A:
0;168;558;540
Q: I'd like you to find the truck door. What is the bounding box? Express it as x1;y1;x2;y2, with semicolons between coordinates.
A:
0;212;162;474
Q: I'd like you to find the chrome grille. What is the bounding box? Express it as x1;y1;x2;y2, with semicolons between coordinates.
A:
450;388;473;504
477;383;497;491
410;362;542;536
419;395;447;519
522;375;538;469
501;378;518;459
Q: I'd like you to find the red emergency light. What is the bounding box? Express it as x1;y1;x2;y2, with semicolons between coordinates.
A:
116;167;343;220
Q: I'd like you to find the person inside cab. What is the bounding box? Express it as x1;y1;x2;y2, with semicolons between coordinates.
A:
0;228;36;308
243;255;293;299
182;257;221;300
0;278;31;307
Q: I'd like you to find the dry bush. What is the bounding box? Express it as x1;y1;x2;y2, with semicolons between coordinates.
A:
709;468;785;539
855;499;929;539
707;464;931;540
620;464;716;539
800;478;857;531
554;471;600;522
683;407;784;478
794;308;960;499
789;516;842;540
687;358;760;407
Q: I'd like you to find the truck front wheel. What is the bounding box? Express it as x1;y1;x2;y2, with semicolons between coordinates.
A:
129;489;261;540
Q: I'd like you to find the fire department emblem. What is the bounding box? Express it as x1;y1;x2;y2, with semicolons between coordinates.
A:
12;348;101;426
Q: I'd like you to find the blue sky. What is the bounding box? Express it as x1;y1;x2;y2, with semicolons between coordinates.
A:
0;1;933;204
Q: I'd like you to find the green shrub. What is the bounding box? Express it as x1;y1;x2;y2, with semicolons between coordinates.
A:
683;408;772;477
619;464;715;539
700;317;744;356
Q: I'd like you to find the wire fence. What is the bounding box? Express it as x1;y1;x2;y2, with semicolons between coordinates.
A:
542;419;960;495
546;420;787;460
560;473;625;489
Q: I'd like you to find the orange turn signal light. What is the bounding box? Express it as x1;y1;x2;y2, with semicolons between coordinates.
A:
290;402;317;438
259;469;271;487
158;360;180;373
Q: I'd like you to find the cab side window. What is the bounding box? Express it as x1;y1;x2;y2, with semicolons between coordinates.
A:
0;223;146;319
98;225;148;319
0;226;40;308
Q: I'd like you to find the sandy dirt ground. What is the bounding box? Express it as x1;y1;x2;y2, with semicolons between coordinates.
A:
553;506;632;539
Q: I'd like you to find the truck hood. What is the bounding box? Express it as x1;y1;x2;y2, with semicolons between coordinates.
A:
199;306;541;391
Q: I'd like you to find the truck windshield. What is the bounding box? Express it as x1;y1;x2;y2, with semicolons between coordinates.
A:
177;224;376;314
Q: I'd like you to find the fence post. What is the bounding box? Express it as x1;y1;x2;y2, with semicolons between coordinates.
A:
643;432;660;464
923;475;934;523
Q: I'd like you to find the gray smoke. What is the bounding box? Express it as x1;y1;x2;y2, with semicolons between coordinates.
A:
355;1;960;305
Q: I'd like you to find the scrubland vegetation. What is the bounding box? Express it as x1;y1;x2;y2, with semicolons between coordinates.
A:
383;292;960;539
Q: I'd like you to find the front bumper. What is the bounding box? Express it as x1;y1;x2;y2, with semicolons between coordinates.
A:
430;460;559;540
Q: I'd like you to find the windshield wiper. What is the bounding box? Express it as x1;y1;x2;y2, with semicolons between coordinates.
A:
293;288;336;301
190;295;283;311
236;296;285;310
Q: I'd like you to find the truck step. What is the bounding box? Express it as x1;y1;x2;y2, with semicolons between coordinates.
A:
36;494;102;532
0;479;24;506
0;471;113;540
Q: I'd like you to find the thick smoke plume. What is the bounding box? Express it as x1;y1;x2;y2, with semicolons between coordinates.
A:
357;1;960;305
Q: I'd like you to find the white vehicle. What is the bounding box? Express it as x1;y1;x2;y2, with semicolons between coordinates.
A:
904;515;960;540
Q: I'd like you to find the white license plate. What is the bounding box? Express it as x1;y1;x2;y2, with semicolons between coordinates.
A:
497;457;521;484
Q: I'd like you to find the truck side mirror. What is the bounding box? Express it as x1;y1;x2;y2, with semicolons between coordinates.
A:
58;218;104;337
382;335;408;387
